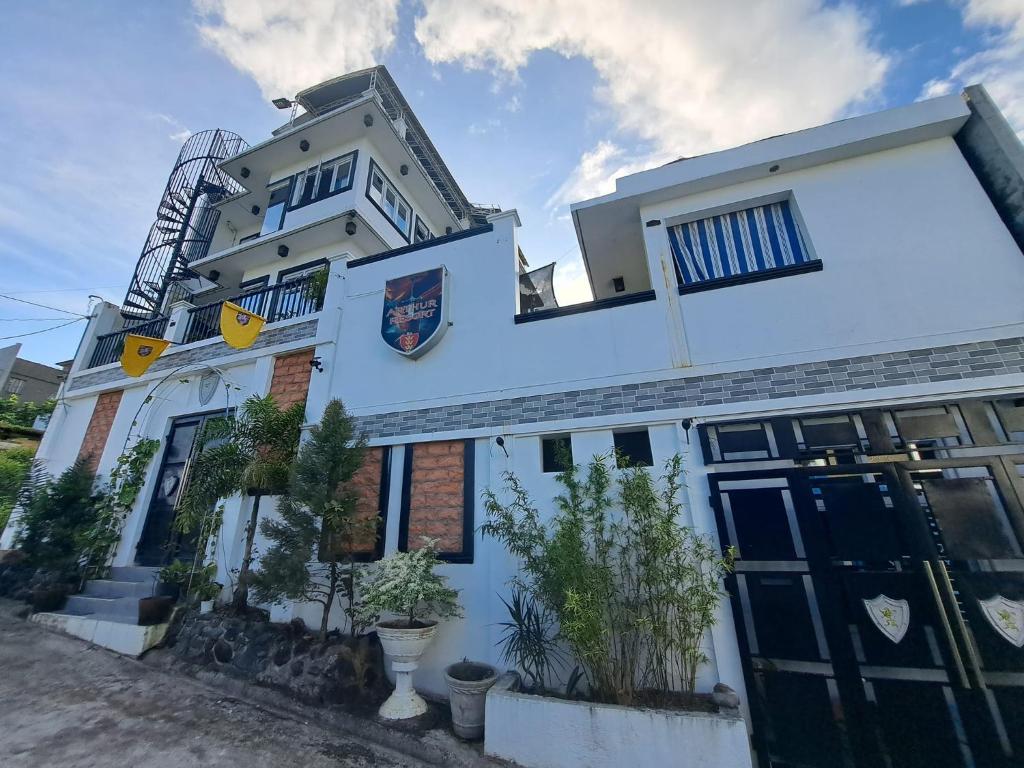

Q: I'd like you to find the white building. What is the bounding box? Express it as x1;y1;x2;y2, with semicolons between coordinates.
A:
5;67;1024;767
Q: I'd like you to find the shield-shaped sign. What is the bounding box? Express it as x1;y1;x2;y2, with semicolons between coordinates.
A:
979;596;1024;647
198;371;221;406
381;266;449;359
863;595;910;643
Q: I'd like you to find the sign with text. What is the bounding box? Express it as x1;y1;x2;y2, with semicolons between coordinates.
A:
381;266;449;358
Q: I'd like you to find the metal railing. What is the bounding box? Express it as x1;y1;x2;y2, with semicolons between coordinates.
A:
88;316;170;368
183;272;324;345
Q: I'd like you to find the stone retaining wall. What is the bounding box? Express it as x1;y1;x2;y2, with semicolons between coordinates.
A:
166;610;388;713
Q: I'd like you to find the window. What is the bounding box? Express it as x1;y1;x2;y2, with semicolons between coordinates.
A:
5;377;25;395
235;275;270;316
290;151;357;209
613;429;653;468
542;435;573;473
366;160;413;240
413;217;433;244
667;198;818;293
259;181;291;236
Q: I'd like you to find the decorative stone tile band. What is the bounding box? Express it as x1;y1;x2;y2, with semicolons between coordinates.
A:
354;336;1024;439
67;320;319;392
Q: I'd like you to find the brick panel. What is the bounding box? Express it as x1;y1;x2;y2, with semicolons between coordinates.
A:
322;446;386;559
354;336;1024;440
406;440;465;553
77;389;124;473
269;349;314;410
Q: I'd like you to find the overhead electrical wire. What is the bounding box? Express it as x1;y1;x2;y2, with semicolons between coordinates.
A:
2;285;122;295
0;293;89;318
0;317;72;322
0;317;85;340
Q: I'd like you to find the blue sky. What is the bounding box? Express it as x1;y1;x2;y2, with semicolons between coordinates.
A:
2;0;1022;366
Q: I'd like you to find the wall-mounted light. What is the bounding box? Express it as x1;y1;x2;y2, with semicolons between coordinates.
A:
769;164;780;173
445;226;453;235
363;114;374;127
240;167;251;179
400;164;409;176
277;245;289;258
299;139;310;152
208;270;221;282
495;436;509;458
645;219;661;228
250;205;261;216
272;97;293;110
345;221;357;236
612;276;626;293
309;356;324;372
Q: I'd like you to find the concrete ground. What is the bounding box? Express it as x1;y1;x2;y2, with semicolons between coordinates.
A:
0;600;426;767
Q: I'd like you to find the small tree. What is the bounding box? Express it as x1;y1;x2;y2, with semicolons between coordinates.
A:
252;399;374;640
14;458;105;574
175;395;305;612
357;539;462;628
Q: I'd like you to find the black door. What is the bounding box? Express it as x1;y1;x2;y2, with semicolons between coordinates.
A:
135;413;223;567
711;458;1024;767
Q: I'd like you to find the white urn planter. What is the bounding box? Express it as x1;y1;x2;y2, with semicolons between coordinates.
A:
376;620;439;719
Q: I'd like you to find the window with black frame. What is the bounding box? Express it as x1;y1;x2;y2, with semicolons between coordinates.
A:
667;197;819;293
366;159;413;240
273;260;327;321
290;151;357;209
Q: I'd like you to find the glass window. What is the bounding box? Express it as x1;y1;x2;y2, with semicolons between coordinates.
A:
260;182;290;236
613;429;654;468
5;377;25;395
414;218;432;243
542;435;573;473
332;157;354;192
667;198;816;290
366;161;413;239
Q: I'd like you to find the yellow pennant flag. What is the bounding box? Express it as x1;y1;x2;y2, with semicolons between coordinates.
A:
120;334;171;377
220;301;265;349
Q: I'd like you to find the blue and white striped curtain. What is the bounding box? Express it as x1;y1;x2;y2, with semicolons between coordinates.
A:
667;200;812;286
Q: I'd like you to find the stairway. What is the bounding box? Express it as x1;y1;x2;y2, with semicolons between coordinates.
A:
31;566;175;656
60;567;162;624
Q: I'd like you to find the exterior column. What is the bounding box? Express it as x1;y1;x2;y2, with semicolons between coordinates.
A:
305;253;348;425
165;300;196;344
71;301;122;376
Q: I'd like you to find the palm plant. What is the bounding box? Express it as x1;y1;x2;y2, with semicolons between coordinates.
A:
174;394;305;612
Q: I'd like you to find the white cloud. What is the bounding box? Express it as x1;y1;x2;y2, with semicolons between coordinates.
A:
929;0;1024;137
545;141;668;209
553;256;594;305
192;0;400;99
415;0;889;163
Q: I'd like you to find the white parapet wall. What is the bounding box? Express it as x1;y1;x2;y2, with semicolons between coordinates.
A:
484;675;753;768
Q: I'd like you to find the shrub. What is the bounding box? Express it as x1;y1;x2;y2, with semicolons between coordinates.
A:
357;539;461;628
14;458;105;573
0;447;35;535
482;453;734;705
253;399;373;640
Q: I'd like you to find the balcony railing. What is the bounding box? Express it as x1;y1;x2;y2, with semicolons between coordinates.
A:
183;272;324;345
88;316;170;368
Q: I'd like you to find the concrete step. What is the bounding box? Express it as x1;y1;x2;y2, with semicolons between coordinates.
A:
108;566;162;584
83;579;157;599
63;594;140;621
31;612;173;656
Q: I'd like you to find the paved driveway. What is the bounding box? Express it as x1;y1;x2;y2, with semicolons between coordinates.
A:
0;601;423;767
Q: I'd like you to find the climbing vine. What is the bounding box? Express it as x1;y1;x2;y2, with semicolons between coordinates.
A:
79;438;160;580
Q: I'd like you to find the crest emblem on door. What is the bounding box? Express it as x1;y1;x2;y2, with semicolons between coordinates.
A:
381;267;449;359
979;596;1024;647
863;595;910;643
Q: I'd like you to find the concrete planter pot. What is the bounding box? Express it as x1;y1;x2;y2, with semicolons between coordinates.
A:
484;674;752;768
376;620;438;720
444;661;498;740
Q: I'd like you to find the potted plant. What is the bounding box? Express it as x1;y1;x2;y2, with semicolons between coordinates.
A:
358;539;462;720
445;660;498;740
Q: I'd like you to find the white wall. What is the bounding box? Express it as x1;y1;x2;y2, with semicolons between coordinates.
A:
336;214;676;417
639;138;1024;366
